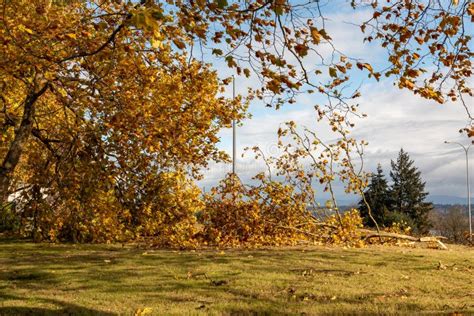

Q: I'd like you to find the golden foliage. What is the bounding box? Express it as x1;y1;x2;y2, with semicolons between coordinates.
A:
0;0;245;243
202;174;312;247
1;0;471;247
321;210;365;248
132;171;203;249
357;0;472;104
202;177;367;248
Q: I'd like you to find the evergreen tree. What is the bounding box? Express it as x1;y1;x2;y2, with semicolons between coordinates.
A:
389;149;433;234
359;164;391;227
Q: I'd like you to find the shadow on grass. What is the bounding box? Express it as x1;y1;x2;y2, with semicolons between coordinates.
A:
0;293;115;316
1;239;470;314
0;306;114;316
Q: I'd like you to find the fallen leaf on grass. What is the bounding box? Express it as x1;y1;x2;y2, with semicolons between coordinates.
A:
438;261;447;270
134;307;153;316
299;293;317;301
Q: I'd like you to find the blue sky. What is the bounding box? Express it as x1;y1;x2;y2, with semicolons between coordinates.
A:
198;1;474;204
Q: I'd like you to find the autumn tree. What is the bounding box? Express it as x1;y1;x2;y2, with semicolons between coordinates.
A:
0;0;472;243
389;149;433;234
0;0;245;205
0;0;247;242
2;0;473;200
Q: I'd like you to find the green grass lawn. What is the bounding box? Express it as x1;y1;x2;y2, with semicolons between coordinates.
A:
0;239;472;315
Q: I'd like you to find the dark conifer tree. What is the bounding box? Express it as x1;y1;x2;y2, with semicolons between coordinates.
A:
359;164;391;227
389;149;433;234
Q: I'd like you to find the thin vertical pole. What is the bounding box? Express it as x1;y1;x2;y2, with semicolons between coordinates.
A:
232;76;236;175
466;147;472;242
445;141;472;242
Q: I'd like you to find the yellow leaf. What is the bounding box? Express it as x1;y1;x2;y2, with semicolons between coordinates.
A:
66;33;77;40
336;65;346;74
362;63;373;73
399;77;415;89
18;24;34;35
134;307;153;316
356;62;373;73
415;36;424;45
58;87;68;98
310;27;321;44
151;38;162;49
468;3;474;20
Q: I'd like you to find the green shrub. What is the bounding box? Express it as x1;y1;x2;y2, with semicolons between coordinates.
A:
0;203;20;233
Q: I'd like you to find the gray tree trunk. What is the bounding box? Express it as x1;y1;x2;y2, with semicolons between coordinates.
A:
0;84;49;205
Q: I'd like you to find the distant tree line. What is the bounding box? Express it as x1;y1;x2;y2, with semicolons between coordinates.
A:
358;149;433;234
430;205;470;244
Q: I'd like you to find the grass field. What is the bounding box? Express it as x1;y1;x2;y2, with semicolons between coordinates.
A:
0;239;473;315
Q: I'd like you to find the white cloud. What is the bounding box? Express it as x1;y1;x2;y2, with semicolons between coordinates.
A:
200;80;473;202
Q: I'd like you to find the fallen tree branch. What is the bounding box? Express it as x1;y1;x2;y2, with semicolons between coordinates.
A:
359;229;418;241
273;223;322;238
359;229;449;249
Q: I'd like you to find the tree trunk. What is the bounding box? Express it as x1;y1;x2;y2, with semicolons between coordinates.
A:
0;84;49;205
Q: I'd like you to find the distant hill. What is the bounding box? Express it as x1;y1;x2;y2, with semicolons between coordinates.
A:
428;195;469;205
318;195;469;207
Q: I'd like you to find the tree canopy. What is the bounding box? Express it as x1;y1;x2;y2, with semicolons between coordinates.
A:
0;0;472;245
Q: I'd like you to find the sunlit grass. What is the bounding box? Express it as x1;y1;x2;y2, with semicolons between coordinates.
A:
0;239;472;315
